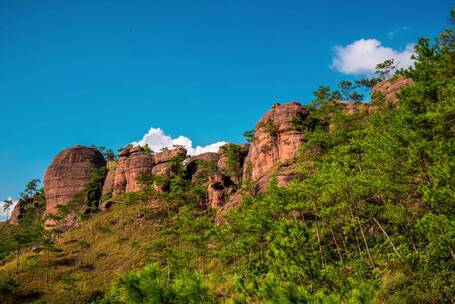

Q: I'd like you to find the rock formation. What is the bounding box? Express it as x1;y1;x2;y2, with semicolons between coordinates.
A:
211;102;310;221
102;161;117;196
207;172;226;208
186;152;220;182
37;79;414;225
217;144;249;185
8;203;22;224
43;146;106;223
113;146;155;194
154;147;187;164
109;146;187;195
372;77;413;106
242;102;309;191
8;199;42;224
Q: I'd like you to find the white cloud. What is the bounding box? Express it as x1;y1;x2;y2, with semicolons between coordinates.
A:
132;128;227;156
0;197;18;222
331;39;415;74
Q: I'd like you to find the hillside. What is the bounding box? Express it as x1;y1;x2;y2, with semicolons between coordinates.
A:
1;14;455;304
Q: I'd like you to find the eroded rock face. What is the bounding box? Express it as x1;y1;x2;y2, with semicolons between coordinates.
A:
186;153;220;178
217;144;249;186
207;172;226;209
154;147;187;164
373;77;413;106
102;169;116;196
112;147;187;195
213;103;309;220
124;152;155;193
102;161;117;196
8;203;22;224
113;148;155;194
242;102;309;185
152;162;176;177
43;146;106;220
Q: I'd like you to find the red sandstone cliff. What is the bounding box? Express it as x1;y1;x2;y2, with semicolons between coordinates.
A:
372;76;413;106
35;77;413;226
43;146;106;224
242;102;309;191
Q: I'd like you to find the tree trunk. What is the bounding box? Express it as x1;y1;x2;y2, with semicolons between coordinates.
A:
233;232;238;274
46;249;50;283
448;246;455;262
16;248;20;275
330;228;343;263
338;223;349;259
316;225;324;267
358;217;375;267
349;207;364;258
373;217;402;259
404;223;417;252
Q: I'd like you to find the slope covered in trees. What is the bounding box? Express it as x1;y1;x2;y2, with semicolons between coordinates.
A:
0;10;454;304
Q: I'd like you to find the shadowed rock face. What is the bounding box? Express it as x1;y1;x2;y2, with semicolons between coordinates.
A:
186;152;220;180
242;102;310;187
373;77;413;106
44;146;106;219
217;144;249;186
102;168;116;196
207;172;225;208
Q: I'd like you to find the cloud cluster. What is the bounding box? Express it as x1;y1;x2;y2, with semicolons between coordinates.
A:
0;197;18;222
331;39;415;74
132;128;227;156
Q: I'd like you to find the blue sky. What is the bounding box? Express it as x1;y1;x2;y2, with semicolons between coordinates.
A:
0;0;452;215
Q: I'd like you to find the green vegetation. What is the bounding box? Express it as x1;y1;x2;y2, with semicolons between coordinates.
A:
219;144;243;184
1;11;454;303
257;118;278;138
2;198;14;222
243;129;256;143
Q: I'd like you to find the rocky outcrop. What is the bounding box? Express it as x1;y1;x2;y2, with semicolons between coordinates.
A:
43;146;106;222
8;203;22;224
35;78;415;228
154;147;187;164
207;172;226;208
212;103;309;218
186;152;220;180
113;147;155;194
100;200;117;212
242;102;309;190
190;161;220;187
8;199;42;225
151;162;174;176
372;77;413;106
217;144;249;185
102;161;117;196
111;146;187;195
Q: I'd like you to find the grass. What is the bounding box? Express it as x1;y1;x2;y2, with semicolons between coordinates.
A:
0;199;176;303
